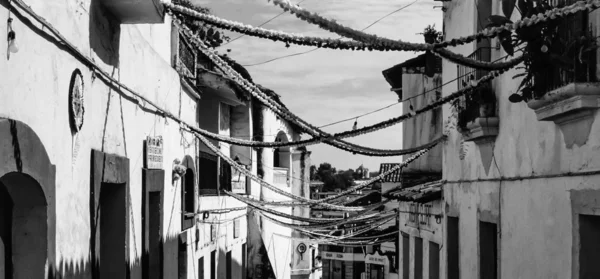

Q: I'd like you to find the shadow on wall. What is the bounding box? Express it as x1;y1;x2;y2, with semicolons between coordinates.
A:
89;0;120;67
47;233;180;279
246;211;276;279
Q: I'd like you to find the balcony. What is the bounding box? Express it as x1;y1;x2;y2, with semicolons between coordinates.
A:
273;168;289;187
100;0;164;24
455;47;499;143
526;7;600;129
232;164;250;194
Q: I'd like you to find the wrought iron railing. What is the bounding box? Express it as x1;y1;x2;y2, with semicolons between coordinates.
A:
455;47;496;129
537;1;596;94
178;33;196;78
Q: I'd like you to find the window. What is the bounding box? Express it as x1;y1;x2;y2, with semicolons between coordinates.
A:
402;233;410;279
198;256;204;279
479;221;497;279
234;218;240;239
220;159;232;192
429;242;440;279
210;250;216;279
579;214;600;278
177;33;196;79
182;168;195;230
447;217;459;279
199;152;219;195
415;237;423;279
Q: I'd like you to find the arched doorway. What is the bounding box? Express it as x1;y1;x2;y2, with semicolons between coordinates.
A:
0;118;54;279
0;173;48;279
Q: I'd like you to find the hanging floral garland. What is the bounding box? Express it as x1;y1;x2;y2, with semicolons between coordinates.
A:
177;21;498;158
196;127;436;205
267;0;600;68
258;210;396;231
166;3;522;70
174;18;439;157
225;189;377;212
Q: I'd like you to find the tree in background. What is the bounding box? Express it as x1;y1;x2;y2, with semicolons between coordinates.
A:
312;163;354;191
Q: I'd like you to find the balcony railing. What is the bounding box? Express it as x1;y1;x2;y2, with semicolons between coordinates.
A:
534;2;596;96
177;33;196;79
455;47;496;129
273;168;289;187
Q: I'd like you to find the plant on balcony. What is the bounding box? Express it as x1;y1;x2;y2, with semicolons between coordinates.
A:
173;0;230;48
419;24;443;44
452;81;496;132
486;0;599;103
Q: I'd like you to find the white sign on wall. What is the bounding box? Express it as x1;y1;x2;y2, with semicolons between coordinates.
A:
145;136;163;169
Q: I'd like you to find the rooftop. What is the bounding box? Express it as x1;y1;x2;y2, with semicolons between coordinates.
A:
384;180;443;203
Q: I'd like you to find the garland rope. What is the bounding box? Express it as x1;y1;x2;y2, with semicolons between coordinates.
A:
178;21;509;158
175;17;447;157
266;0;599;68
194;126;436;204
258;210;396;230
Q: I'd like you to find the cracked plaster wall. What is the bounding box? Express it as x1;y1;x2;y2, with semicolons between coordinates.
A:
441;1;600;279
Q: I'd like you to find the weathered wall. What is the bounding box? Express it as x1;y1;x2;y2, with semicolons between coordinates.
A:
402;73;443;173
193;196;248;279
0;0;212;278
398;199;443;279
246;104;316;279
442;1;600;278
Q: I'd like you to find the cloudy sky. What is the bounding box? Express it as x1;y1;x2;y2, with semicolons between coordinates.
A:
193;0;442;171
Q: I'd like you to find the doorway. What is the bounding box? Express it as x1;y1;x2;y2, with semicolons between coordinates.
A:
99;182;127;279
0;173;48;279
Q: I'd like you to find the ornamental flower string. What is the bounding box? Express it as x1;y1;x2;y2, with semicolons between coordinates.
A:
178;21;452;156
166;2;521;69
176;19;445;156
267;0;600;51
195;127;435;205
177;21;511;153
257;210;396;230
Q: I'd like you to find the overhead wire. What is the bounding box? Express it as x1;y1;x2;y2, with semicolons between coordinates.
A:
219;0;310;47
241;0;421;66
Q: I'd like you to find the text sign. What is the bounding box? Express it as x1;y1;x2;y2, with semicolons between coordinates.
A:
145;136;163;169
364;254;387;265
321;252;354;261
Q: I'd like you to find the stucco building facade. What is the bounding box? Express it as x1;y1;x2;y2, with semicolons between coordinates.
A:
440;1;600;279
0;0;314;278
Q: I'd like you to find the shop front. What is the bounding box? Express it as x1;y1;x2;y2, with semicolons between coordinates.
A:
321;250;392;279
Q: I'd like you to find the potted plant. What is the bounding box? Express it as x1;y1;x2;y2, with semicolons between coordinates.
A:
421;24;441;44
486;0;599;103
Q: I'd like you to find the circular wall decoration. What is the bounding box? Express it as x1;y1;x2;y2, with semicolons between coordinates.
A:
297;243;307;254
69;69;85;132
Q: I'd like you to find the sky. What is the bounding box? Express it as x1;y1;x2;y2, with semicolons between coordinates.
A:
192;0;443;171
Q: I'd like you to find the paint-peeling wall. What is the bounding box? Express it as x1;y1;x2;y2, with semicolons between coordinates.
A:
402;73;443;173
442;1;600;278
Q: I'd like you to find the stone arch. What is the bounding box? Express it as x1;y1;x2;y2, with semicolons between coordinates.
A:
0;118;55;278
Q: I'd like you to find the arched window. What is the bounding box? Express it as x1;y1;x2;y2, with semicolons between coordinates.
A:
273;148;281;168
182;166;195;230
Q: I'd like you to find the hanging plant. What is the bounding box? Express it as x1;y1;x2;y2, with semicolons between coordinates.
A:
419;24;443;44
172;0;230;48
487;0;599;103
